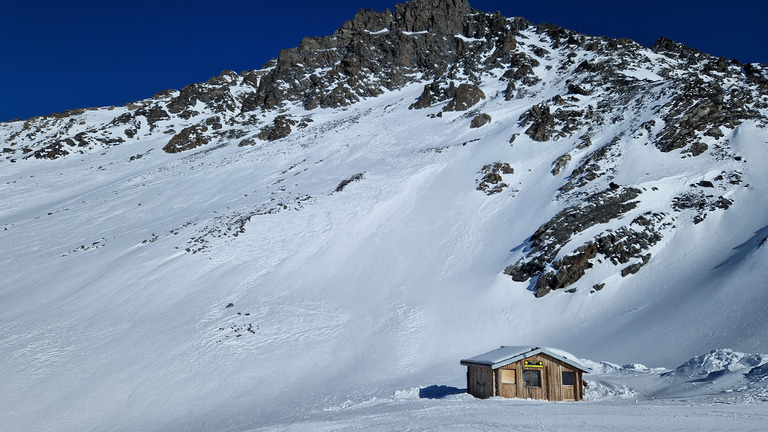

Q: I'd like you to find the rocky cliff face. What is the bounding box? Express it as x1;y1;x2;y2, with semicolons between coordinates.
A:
2;0;767;297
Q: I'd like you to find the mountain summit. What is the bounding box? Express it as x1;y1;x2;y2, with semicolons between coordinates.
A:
2;1;768;430
4;0;766;296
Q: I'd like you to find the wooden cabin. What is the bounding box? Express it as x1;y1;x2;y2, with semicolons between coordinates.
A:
460;346;591;401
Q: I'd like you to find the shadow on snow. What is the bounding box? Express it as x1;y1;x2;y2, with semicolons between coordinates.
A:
419;385;466;399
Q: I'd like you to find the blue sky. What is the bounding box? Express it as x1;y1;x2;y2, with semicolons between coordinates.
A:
1;0;766;122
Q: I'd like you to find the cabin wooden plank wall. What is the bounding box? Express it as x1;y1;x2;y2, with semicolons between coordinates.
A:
468;353;584;401
466;365;494;399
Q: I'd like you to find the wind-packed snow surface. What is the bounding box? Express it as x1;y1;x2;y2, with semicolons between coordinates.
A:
2;9;768;432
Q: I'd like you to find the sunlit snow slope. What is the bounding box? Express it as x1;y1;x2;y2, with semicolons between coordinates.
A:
2;1;768;430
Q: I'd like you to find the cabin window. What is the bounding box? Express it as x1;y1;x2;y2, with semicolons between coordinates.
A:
523;370;541;387
562;371;575;386
501;369;516;384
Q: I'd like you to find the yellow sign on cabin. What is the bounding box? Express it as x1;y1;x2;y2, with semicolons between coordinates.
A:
524;360;543;368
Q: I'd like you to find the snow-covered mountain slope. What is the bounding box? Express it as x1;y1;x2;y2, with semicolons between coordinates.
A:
2;0;768;430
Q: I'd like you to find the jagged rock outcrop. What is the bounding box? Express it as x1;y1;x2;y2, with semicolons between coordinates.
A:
518;101;584;142
135;105;170;129
505;187;649;296
470;113;491;128
410;82;485;111
476;162;513;194
520;103;556;141
654;77;759;155
445;84;486;111
335;173;365;192
258;115;296;141
167;71;241;118
551;153;571;175
251;0;527;112
163;124;211;153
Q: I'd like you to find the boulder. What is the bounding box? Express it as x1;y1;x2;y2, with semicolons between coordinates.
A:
163;124;210;153
520;103;556;141
444;83;486;111
470;113;491;128
551;153;571;175
258;115;296;141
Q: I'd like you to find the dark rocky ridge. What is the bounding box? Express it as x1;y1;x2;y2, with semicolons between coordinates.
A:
504;187;648;297
250;0;526;111
5;0;766;162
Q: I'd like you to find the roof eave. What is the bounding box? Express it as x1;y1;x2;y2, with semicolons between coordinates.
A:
460;347;592;373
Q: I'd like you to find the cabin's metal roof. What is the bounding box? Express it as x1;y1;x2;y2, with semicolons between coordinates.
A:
460;346;592;373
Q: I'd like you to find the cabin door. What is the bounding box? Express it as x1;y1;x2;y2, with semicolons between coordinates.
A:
500;369;517;398
562;371;576;401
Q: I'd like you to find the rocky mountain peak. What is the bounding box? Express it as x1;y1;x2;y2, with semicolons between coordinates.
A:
651;36;704;59
392;0;474;34
337;7;393;34
339;0;474;35
250;0;520;111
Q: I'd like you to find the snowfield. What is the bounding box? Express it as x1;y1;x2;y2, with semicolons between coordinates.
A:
2;9;768;431
254;395;768;432
255;349;768;431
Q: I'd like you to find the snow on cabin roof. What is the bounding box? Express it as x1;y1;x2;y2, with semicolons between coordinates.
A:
460;346;592;373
